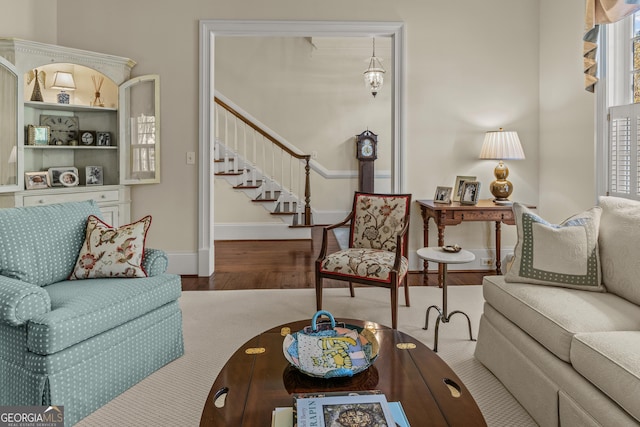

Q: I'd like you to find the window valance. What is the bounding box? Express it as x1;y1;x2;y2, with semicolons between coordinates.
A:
584;0;640;92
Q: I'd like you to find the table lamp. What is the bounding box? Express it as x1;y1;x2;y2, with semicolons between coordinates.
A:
479;128;525;204
51;71;76;104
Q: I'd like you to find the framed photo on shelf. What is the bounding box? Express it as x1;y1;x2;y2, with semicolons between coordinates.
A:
453;175;476;202
26;125;50;146
96;132;111;146
433;186;453;204
85;166;103;186
24;171;50;190
460;181;481;205
59;171;79;187
48;167;78;187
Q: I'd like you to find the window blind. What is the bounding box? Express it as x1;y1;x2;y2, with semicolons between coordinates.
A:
609;103;640;200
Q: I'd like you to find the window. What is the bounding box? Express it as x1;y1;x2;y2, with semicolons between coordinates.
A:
130;113;156;176
600;13;640;200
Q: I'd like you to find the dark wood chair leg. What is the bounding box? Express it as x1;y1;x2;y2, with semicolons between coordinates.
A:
390;285;398;329
403;277;410;307
315;274;323;311
349;282;355;297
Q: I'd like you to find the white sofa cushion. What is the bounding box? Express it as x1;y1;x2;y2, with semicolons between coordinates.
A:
571;331;640;423
506;203;604;291
483;276;640;362
598;196;640;305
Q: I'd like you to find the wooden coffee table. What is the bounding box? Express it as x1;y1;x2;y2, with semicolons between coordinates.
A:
200;318;486;426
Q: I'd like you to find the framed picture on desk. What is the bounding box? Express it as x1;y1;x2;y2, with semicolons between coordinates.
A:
460;181;481;205
434;186;453;204
453;175;476;202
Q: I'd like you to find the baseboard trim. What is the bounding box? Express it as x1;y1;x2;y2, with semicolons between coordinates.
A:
167;252;199;275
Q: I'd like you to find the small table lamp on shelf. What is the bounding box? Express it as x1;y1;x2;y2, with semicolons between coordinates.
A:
479;128;525;205
51;71;76;104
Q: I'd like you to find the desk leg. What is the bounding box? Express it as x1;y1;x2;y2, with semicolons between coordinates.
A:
437;219;445;288
495;221;502;275
423;216;429;281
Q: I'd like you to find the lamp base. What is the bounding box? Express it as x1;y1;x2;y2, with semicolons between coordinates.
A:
493;199;513;206
489;178;513;200
57;91;70;104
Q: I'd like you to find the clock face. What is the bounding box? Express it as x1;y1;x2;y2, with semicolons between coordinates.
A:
361;139;374;157
39;115;79;145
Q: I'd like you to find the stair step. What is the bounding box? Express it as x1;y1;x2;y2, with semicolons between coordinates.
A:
253;198;278;202
214;158;234;163
271;212;296;216
215;170;248;176
252;191;281;199
234;180;263;189
235;185;261;189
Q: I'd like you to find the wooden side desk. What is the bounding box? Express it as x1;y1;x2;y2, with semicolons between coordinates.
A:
416;199;534;286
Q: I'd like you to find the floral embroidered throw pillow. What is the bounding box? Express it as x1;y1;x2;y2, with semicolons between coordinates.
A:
70;215;151;280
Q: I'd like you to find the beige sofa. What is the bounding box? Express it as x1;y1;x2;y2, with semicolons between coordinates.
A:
475;196;640;427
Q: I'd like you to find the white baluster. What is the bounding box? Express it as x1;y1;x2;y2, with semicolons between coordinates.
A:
224;112;229;172
252;132;257;185
233;118;238;174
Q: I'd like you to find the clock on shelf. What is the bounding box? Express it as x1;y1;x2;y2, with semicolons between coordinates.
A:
355;130;378;193
39;115;79;146
79;130;97;146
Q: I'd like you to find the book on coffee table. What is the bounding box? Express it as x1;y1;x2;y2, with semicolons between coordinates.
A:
273;399;409;427
293;391;395;427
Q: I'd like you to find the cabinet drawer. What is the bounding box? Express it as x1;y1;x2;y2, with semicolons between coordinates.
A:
22;189;120;206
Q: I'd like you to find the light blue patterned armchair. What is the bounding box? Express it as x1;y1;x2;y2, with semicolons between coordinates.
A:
0;200;184;426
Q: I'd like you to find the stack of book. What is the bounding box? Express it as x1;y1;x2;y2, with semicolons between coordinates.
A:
271;390;410;427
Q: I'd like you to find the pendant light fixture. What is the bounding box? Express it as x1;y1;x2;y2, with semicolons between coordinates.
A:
363;38;385;98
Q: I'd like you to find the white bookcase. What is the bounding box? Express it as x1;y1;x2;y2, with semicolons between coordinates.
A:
0;38;160;226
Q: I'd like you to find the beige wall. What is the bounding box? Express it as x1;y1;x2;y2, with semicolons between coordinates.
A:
539;0;597;222
0;0;57;44
3;0;597;272
214;36;392;221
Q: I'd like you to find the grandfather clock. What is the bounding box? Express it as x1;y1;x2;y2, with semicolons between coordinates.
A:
356;130;378;193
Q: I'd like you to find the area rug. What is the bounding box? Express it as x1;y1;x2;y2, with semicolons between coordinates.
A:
77;287;536;426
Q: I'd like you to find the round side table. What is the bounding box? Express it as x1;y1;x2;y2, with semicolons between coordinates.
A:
417;247;476;352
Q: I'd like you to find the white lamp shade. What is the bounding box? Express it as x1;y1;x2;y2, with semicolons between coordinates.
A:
8;146;17;164
51;71;76;90
479;129;525;160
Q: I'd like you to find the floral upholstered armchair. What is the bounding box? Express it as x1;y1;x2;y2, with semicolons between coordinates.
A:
315;192;412;329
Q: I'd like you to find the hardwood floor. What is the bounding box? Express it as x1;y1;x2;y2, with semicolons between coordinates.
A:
181;226;491;291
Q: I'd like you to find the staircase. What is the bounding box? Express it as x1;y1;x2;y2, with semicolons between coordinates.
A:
213;95;313;233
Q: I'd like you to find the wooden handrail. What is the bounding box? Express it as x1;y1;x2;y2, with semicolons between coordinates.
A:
214;97;308;161
214;96;312;226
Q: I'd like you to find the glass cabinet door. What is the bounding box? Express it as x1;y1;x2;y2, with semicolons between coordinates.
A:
0;56;21;193
119;74;160;185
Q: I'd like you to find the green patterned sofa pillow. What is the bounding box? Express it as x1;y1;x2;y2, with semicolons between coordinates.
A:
505;203;604;291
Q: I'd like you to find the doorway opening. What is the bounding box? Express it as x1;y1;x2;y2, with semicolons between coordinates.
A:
198;20;406;276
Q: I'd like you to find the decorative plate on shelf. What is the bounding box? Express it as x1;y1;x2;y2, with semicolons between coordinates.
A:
442;245;461;253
